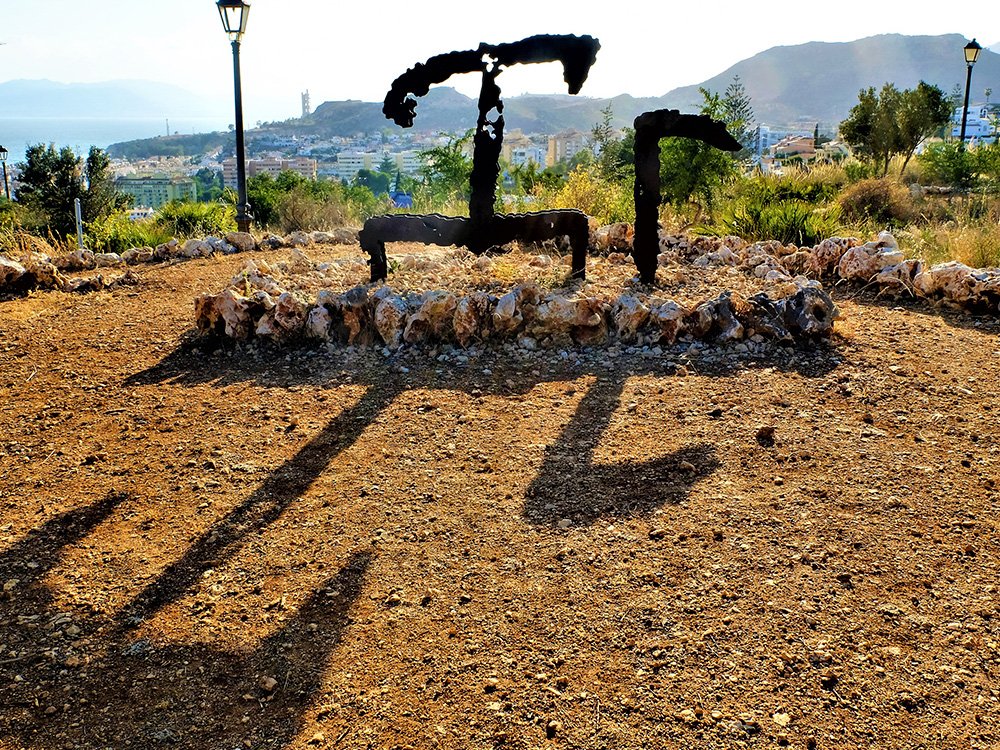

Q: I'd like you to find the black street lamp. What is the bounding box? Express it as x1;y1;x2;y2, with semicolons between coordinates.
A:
959;39;983;149
218;0;253;233
0;145;10;201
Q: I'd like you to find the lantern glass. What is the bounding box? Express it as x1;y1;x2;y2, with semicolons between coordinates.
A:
217;0;250;42
964;39;982;66
0;146;8;163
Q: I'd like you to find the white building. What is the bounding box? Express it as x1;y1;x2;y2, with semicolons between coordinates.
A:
951;105;997;139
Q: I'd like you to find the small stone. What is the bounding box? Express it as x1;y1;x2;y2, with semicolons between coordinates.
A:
259;676;279;693
557;518;573;529
308;732;325;745
545;720;562;739
756;425;776;446
679;460;696;472
45;706;58;715
773;712;790;727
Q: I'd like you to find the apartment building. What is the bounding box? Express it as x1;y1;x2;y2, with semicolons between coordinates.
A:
222;157;319;188
115;175;198;209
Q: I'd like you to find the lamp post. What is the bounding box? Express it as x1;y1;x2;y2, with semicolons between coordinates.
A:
0;146;10;201
217;0;253;233
959;39;982;150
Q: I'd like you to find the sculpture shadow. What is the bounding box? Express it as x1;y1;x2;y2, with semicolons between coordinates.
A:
0;491;371;750
523;377;720;527
121;339;836;588
0;340;841;747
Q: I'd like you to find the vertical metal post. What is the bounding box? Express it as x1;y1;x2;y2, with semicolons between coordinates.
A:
75;198;85;249
1;161;9;201
231;39;252;233
960;64;974;149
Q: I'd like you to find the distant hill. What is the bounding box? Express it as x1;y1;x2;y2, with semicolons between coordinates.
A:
0;79;226;119
662;34;1000;124
101;33;1000;158
288;33;1000;137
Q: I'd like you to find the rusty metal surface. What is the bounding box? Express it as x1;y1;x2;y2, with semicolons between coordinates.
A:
363;35;600;282
632;110;742;284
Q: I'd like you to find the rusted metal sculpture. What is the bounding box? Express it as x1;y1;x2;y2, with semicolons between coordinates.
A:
360;34;601;282
632;110;742;284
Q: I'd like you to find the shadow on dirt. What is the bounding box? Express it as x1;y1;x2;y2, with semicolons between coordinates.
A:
0;491;371;749
0;340;839;749
523;377;720;526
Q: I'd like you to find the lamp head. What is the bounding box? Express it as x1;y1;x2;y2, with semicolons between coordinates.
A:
217;0;250;42
965;38;982;66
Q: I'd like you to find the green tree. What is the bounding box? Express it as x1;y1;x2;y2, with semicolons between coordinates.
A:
658;88;740;219
16;144;127;237
193;168;224;202
723;75;756;156
377;153;396;175
81;147;132;220
354;169;391;196
590;105;633;182
417;130;474;202
897;82;952;172
841;82;950;176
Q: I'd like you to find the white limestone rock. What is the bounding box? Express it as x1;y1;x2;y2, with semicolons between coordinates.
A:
532;295;607;345
94;252;125;268
305;305;333;340
837;241;905;281
0;256;26;288
648;300;686;344
200;289;253;339
612;295;651;339
403;290;458;345
492;283;540;335
454;292;491;348
374;293;409;350
806;237;856;277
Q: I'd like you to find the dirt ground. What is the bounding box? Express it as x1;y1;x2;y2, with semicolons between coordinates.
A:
1;244;998;750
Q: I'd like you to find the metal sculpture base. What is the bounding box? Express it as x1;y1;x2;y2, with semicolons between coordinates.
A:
360;209;590;282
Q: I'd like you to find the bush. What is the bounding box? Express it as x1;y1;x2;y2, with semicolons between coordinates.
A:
706;198;841;246
85;212;172;253
837;179;916;226
155;201;236;238
545;167;634;225
918;142;976;189
902;223;1000;268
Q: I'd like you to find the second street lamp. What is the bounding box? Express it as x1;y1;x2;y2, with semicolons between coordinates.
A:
959;38;983;150
0;146;9;201
218;0;253;233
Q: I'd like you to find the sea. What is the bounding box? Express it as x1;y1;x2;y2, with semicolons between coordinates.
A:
0;117;230;161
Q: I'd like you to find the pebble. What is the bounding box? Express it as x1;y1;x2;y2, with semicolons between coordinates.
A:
259;676;279;693
557;518;573;529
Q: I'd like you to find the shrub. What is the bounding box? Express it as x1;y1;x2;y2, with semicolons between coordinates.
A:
706;198;841;246
155;201;236;238
85;212;172;253
546;167;634;225
901;223;1000;268
918;142;975;189
837;179;916;226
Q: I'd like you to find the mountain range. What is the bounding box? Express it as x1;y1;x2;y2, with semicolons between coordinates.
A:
293;34;1000;136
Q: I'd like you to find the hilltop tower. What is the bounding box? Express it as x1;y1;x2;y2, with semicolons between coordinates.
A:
301;90;311;118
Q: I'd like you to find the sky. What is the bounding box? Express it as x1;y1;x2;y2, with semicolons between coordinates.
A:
2;0;997;125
